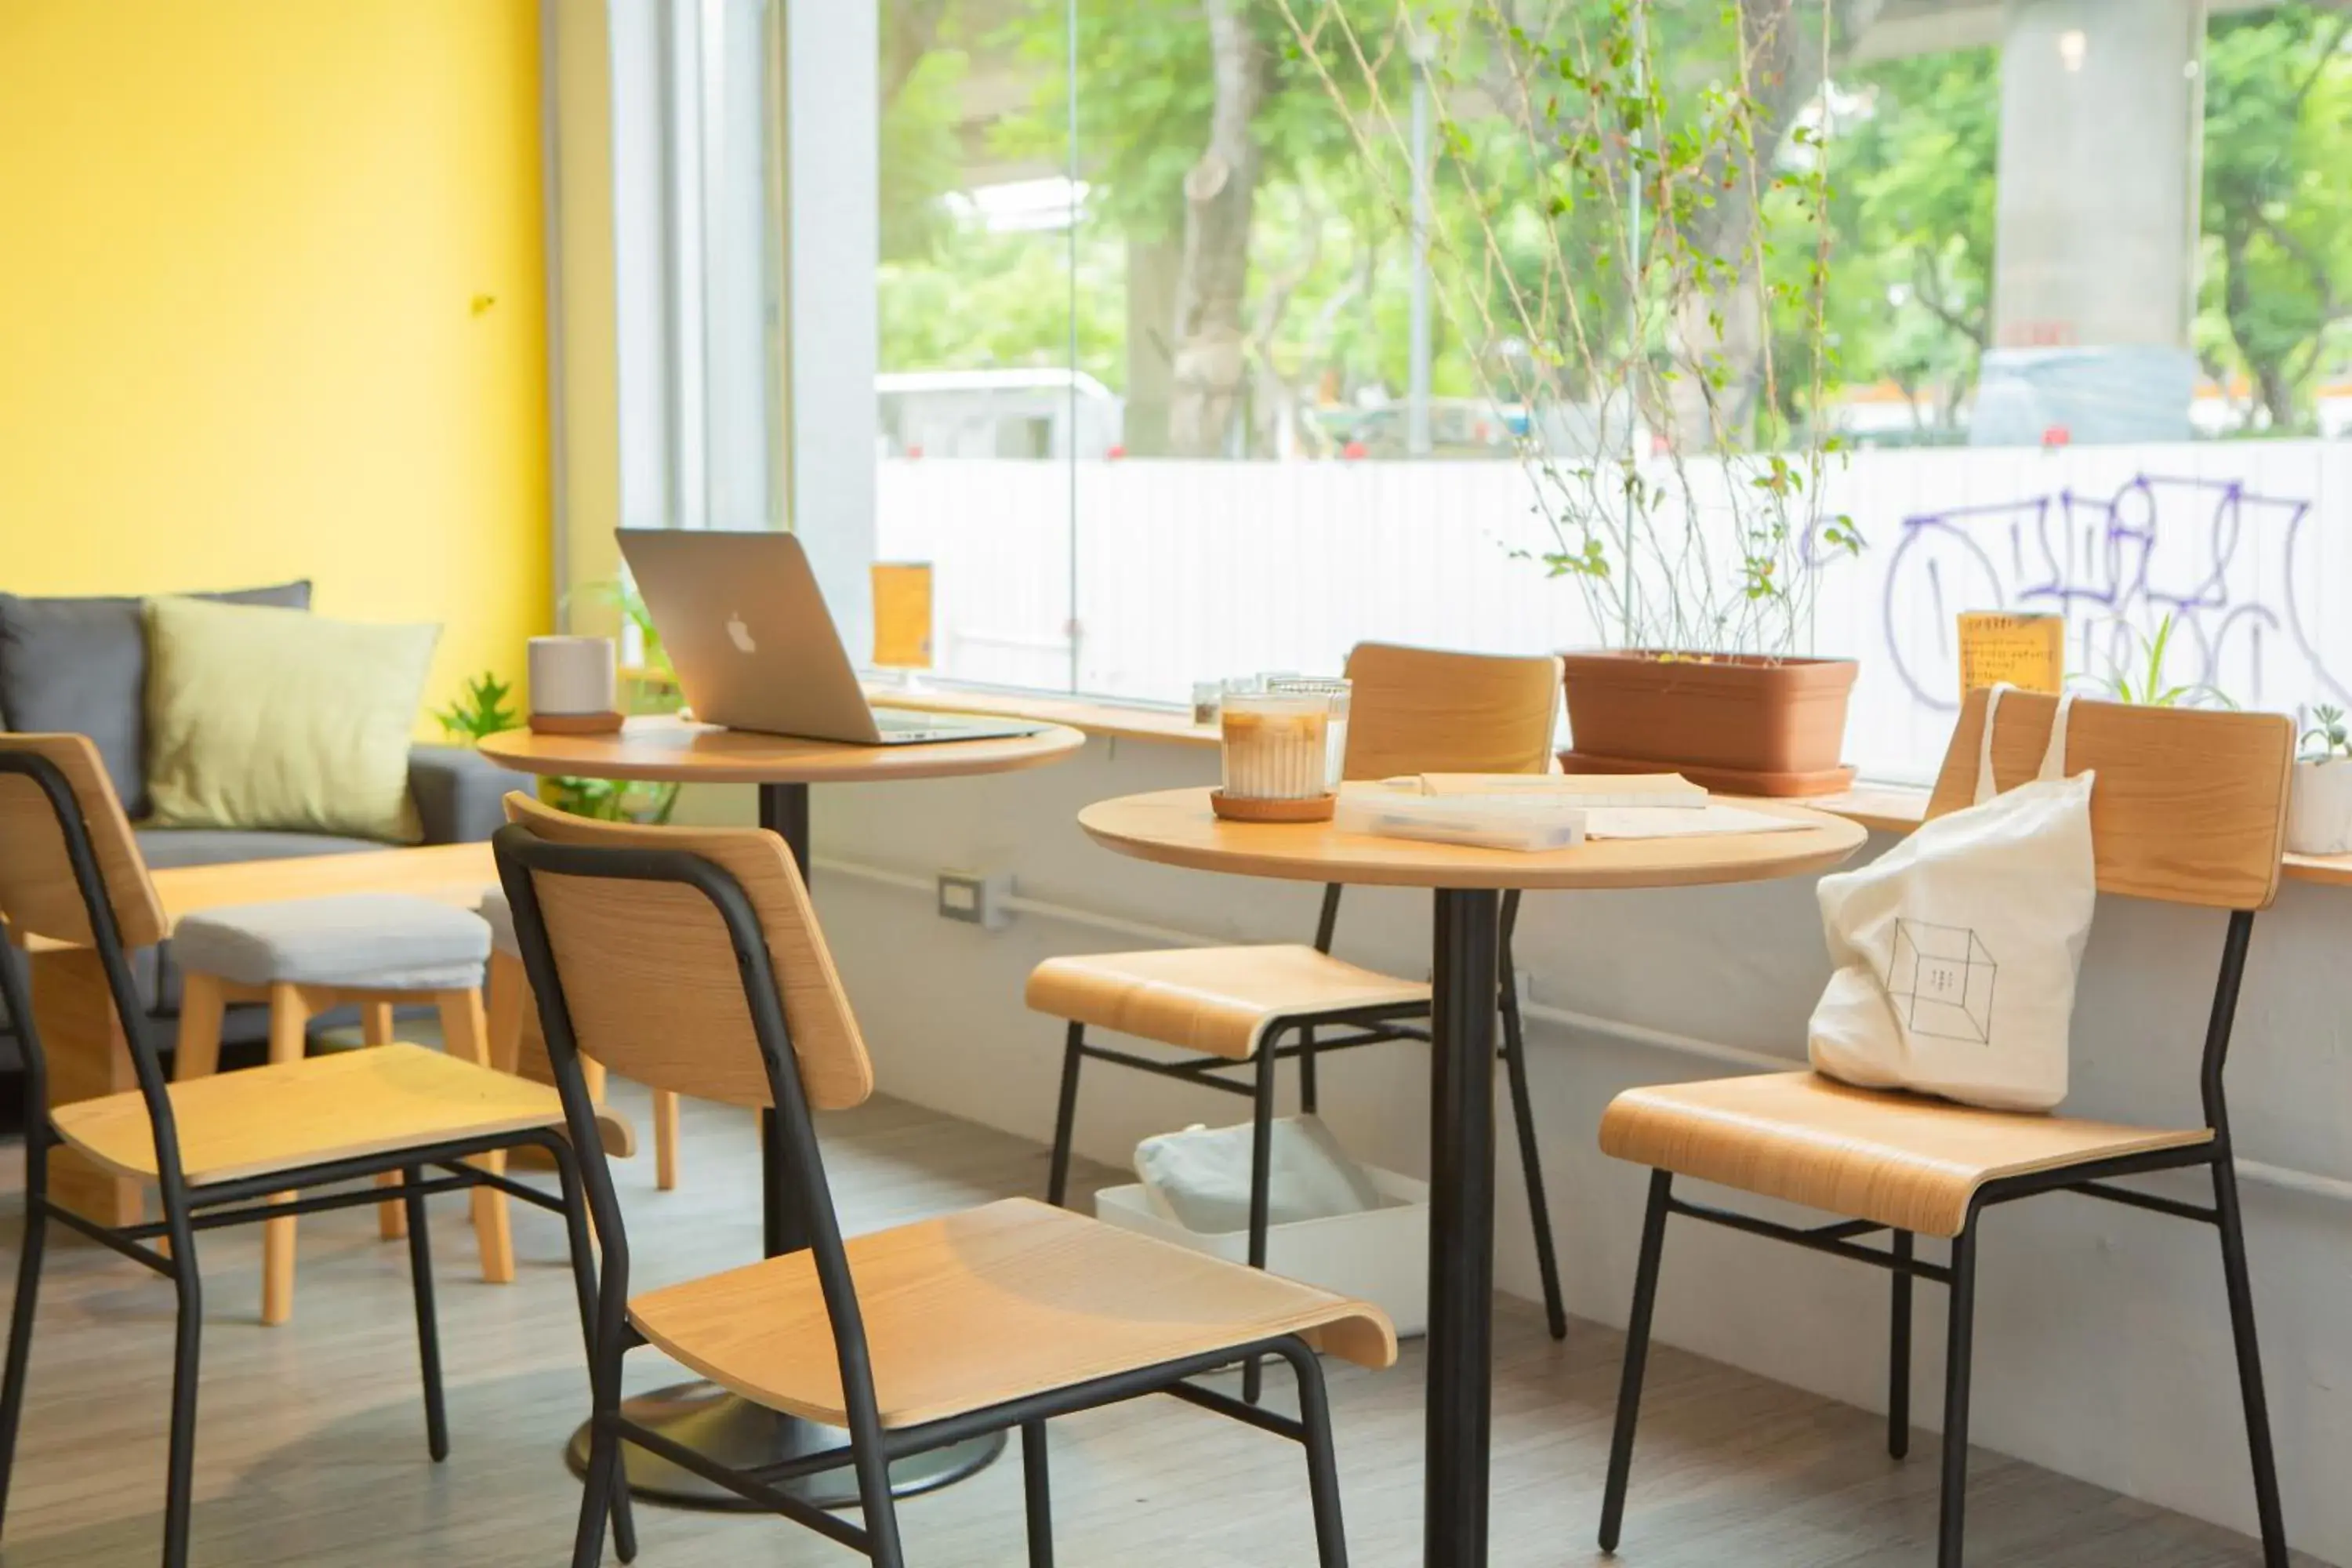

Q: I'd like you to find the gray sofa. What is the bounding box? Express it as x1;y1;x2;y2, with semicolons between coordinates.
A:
0;582;532;1072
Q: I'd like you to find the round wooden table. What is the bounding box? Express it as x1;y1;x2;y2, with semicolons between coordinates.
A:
1076;783;1869;1568
481;715;1085;1511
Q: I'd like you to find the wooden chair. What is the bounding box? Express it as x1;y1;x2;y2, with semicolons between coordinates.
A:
481;888;680;1191
0;735;614;1568
494;791;1396;1568
1029;641;1570;1392
1593;691;2296;1568
169;896;514;1326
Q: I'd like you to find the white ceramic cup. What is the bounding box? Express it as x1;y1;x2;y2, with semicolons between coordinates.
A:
528;635;618;717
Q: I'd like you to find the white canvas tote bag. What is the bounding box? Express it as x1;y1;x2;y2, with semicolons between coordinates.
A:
1808;686;2096;1112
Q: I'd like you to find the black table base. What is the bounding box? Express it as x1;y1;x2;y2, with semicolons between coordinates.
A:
563;1383;1002;1511
565;781;1006;1511
1425;887;1500;1566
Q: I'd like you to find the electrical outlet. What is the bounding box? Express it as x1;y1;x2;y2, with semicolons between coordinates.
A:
936;869;1014;930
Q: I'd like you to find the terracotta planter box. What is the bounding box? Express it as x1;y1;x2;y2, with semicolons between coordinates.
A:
1558;651;1859;797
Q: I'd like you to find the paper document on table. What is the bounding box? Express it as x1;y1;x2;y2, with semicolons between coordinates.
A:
1406;772;1706;808
1584;804;1810;839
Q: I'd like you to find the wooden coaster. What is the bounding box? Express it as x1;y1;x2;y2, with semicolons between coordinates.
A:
528;710;626;735
1558;750;1857;798
1210;789;1337;823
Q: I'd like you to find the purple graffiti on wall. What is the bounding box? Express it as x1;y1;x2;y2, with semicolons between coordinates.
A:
1882;474;2343;713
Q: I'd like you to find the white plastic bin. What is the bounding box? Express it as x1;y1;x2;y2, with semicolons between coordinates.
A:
1094;1166;1429;1337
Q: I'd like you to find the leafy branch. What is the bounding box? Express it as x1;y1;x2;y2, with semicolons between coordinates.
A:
1269;0;1857;658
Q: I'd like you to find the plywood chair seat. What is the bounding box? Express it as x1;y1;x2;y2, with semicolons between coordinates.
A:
1026;944;1430;1062
628;1197;1396;1430
53;1042;565;1189
1599;1071;2214;1240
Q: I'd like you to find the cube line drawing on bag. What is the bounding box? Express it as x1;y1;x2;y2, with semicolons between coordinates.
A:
1886;919;1998;1044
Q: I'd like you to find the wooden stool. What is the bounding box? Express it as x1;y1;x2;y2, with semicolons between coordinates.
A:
481;889;678;1191
170;893;509;1326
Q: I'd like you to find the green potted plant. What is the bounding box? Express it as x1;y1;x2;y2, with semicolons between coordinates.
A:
2087;615;2234;709
433;671;522;746
1347;5;1864;793
2289;704;2352;857
543;577;682;824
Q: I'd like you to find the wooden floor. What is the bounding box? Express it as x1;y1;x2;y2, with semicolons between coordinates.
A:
0;1087;2310;1567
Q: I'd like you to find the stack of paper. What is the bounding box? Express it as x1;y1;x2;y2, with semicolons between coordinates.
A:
1406;772;1708;809
1337;791;1588;852
1583;804;1811;840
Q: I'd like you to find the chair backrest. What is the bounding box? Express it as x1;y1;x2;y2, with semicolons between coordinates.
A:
1926;688;2293;911
499;793;873;1110
0;734;166;949
1339;642;1563;782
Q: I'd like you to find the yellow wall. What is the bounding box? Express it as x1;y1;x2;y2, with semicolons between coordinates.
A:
0;0;550;731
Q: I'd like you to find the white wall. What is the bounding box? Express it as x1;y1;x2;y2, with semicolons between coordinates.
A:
683;733;2352;1562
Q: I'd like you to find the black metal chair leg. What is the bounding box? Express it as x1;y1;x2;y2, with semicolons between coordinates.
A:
1046;1023;1084;1207
162;1267;203;1568
2213;1156;2291;1567
1279;1338;1350;1568
1021;1419;1054;1568
1242;1036;1280;1406
1889;1229;1913;1460
852;1434;908;1568
1937;1228;1979;1568
1298;1025;1319;1116
1497;945;1566;1341
402;1167;449;1462
1599;1169;1671;1554
0;1173;49;1537
553;1143;636;1563
571;1414;617;1568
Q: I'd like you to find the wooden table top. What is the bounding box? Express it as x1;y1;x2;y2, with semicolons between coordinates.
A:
1078;784;1869;891
478;715;1087;785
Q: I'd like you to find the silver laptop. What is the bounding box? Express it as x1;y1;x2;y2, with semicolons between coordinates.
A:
617;530;1044;746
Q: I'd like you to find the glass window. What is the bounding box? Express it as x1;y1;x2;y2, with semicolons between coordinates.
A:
861;2;2350;779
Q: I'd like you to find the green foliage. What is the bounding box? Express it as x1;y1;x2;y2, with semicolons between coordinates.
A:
1803;46;1998;433
2303;704;2351;760
873;0;2352;470
537;775;681;825
433;672;520;746
2092;615;2237;710
881;46;972;262
880;224;1124;379
568;577;670;685
546;578;684;819
2198;4;2352;431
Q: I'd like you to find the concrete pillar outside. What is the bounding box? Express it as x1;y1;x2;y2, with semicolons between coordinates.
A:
1974;0;2205;445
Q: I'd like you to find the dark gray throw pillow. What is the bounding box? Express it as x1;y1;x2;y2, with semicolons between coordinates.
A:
0;580;314;816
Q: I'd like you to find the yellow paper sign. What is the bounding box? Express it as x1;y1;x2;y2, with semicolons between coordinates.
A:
871;561;934;670
1958;612;2064;699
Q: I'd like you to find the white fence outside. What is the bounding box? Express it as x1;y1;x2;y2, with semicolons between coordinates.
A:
877;441;2352;783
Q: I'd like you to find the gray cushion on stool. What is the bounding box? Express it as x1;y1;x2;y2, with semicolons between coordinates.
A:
477;888;517;958
172;894;492;991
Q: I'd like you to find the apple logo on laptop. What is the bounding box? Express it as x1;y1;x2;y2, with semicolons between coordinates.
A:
725;614;757;654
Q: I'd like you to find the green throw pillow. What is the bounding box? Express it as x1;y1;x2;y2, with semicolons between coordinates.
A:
143;596;441;844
